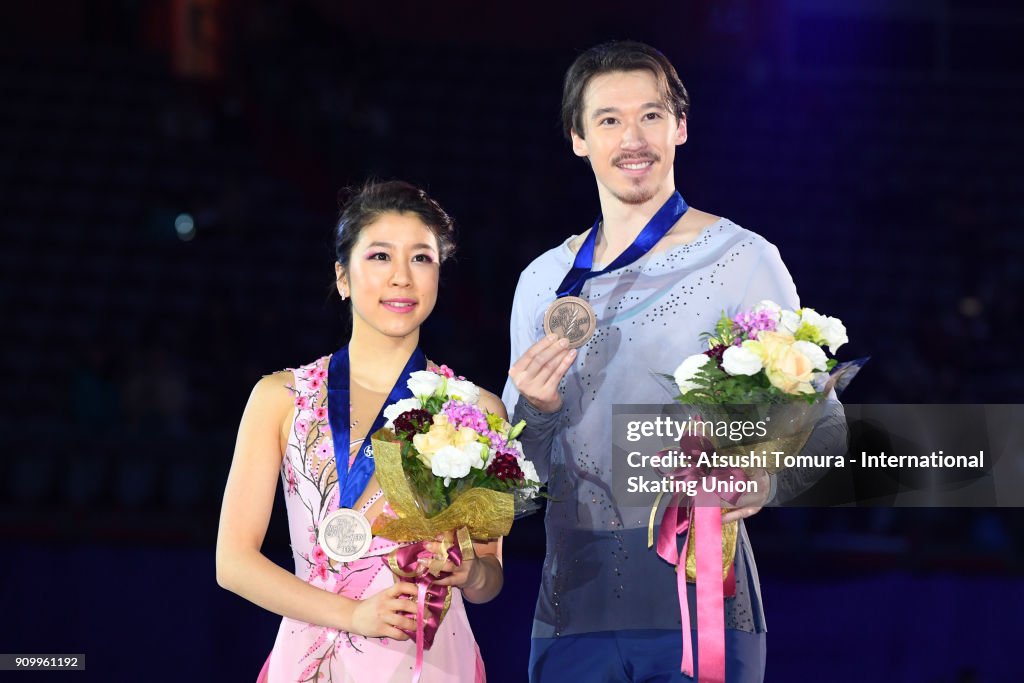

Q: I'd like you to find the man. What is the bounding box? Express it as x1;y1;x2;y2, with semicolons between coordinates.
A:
502;41;802;682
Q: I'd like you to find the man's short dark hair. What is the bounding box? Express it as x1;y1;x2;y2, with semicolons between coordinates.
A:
561;40;690;141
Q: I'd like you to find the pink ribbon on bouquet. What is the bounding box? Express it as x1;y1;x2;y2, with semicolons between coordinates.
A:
651;436;746;683
387;531;472;683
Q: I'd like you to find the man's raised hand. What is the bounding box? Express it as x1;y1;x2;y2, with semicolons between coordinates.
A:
508;334;577;414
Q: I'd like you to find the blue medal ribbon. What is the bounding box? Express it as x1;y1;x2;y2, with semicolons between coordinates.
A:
555;191;689;298
327;346;427;509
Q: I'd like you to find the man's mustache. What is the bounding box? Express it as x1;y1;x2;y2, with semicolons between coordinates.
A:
611;153;660;165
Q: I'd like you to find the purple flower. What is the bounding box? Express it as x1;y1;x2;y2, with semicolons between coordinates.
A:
443;400;489;433
485;430;508;451
732;310;777;339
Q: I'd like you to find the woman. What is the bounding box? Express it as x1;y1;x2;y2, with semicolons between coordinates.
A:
216;181;505;682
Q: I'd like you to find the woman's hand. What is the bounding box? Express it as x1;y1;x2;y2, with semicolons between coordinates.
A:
349;581;420;640
425;534;503;603
508;334;576;413
426;536;480;591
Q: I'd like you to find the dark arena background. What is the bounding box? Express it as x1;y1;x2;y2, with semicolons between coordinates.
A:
2;1;1023;681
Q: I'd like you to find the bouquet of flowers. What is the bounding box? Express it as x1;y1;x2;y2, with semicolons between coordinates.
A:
670;299;849;404
373;364;541;529
367;365;541;664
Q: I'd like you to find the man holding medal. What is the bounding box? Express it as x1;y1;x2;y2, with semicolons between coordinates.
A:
503;41;797;682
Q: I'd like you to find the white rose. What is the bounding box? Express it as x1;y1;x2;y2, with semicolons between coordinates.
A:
383;398;422;429
519;458;541;497
753;300;782;321
819;316;848;355
722;345;764;376
445;377;480;404
673;353;710;393
430;443;478;484
779;310;801;335
792;340;828;371
407;370;444;398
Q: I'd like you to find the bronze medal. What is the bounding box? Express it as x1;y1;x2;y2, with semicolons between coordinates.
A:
543;296;597;349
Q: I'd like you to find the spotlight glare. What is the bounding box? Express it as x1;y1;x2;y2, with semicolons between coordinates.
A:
174;213;196;241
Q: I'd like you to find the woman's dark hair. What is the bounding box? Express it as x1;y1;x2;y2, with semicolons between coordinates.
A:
334;180;456;271
561;40;690;141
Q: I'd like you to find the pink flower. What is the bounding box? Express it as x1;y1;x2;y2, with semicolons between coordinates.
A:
316;442;331;459
311;544;329;566
308;376;323;391
285;460;298;495
296;419;310;437
295;395;310;410
432;365;467;381
314;407;329;423
309;562;329;583
311;367;327;381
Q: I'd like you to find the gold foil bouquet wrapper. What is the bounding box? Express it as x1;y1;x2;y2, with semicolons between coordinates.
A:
369;428;514;542
685;506;738;582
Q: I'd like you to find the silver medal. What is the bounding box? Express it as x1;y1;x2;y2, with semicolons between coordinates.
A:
317;508;373;563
